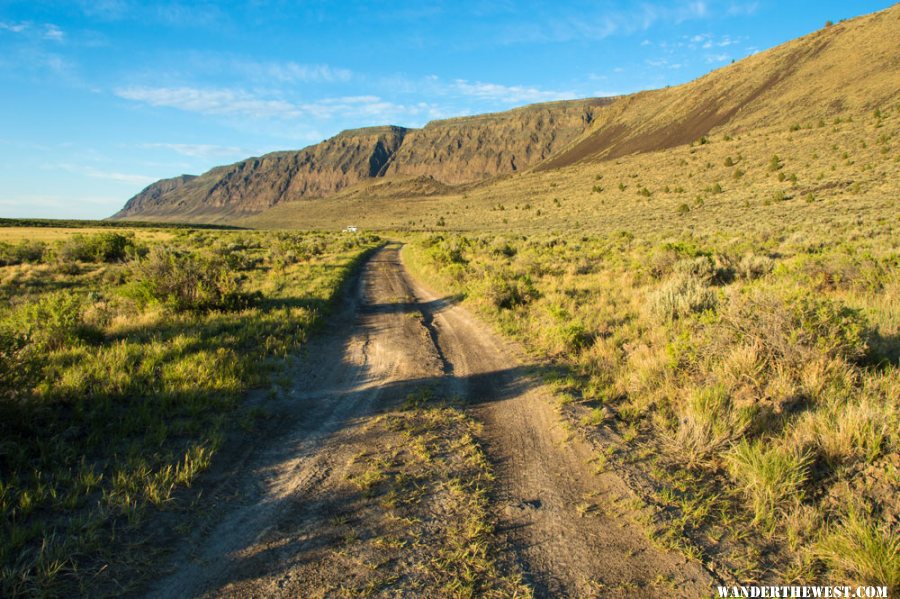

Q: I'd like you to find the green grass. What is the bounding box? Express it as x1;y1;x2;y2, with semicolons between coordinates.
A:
0;228;381;597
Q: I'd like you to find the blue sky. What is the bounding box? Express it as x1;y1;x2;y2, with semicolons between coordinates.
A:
0;1;892;219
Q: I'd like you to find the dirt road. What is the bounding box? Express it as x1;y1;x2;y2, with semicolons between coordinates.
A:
145;244;713;598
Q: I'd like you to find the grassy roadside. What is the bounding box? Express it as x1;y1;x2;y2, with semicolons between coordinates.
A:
0;228;382;597
402;226;898;591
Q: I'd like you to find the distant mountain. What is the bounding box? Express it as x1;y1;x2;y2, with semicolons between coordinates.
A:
112;100;607;221
113;4;899;223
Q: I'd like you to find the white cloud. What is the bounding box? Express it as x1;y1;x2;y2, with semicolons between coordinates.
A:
0;21;28;33
140;143;248;158
44;24;65;42
726;2;760;16
495;1;715;45
116;86;302;118
115;85;449;126
153;3;224;27
688;33;743;50
53;163;158;185
705;53;731;63
84;167;157;185
77;0;130;20
451;80;572;104
250;61;352;84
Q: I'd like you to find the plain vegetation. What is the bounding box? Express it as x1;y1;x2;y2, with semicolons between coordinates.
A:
0;227;381;597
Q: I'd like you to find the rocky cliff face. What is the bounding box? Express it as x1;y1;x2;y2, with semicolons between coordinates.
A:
114;126;409;219
113;99;608;220
380;99;609;184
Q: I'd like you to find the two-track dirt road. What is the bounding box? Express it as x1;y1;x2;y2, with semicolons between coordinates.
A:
145;244;713;598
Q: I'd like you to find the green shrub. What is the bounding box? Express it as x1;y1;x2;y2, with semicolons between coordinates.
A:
57;233;135;263
0;240;48;265
0;327;41;402
792;394;895;466
129;246;258;312
8;291;90;351
489;239;517;258
673;256;718;283
480;272;539;310
426;237;468;267
725;292;868;364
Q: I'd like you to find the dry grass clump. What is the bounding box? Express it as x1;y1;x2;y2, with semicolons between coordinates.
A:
791;376;897;466
816;508;899;590
737;254;775;280
667;385;753;467
725;440;812;529
651;274;717;320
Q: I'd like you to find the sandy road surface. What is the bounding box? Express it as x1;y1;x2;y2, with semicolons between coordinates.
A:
144;244;713;598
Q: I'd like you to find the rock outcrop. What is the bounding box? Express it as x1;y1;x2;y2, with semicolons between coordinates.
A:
112;100;608;220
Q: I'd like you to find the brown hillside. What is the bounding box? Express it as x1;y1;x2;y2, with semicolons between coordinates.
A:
538;5;900;169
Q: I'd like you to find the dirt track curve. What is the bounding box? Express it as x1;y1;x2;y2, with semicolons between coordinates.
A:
145;244;713;598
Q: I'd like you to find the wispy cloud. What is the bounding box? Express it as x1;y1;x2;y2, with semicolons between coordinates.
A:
85;167;158;185
43;24;65;42
77;0;130;20
0;21;28;33
688;33;742;49
76;0;226;27
115;85;448;125
646;57;685;69
55;163;157;185
141;142;249;158
116;86;301;118
1;21;66;42
705;53;731;63
450;79;572;104
495;1;712;44
726;2;760;16
233;60;352;84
